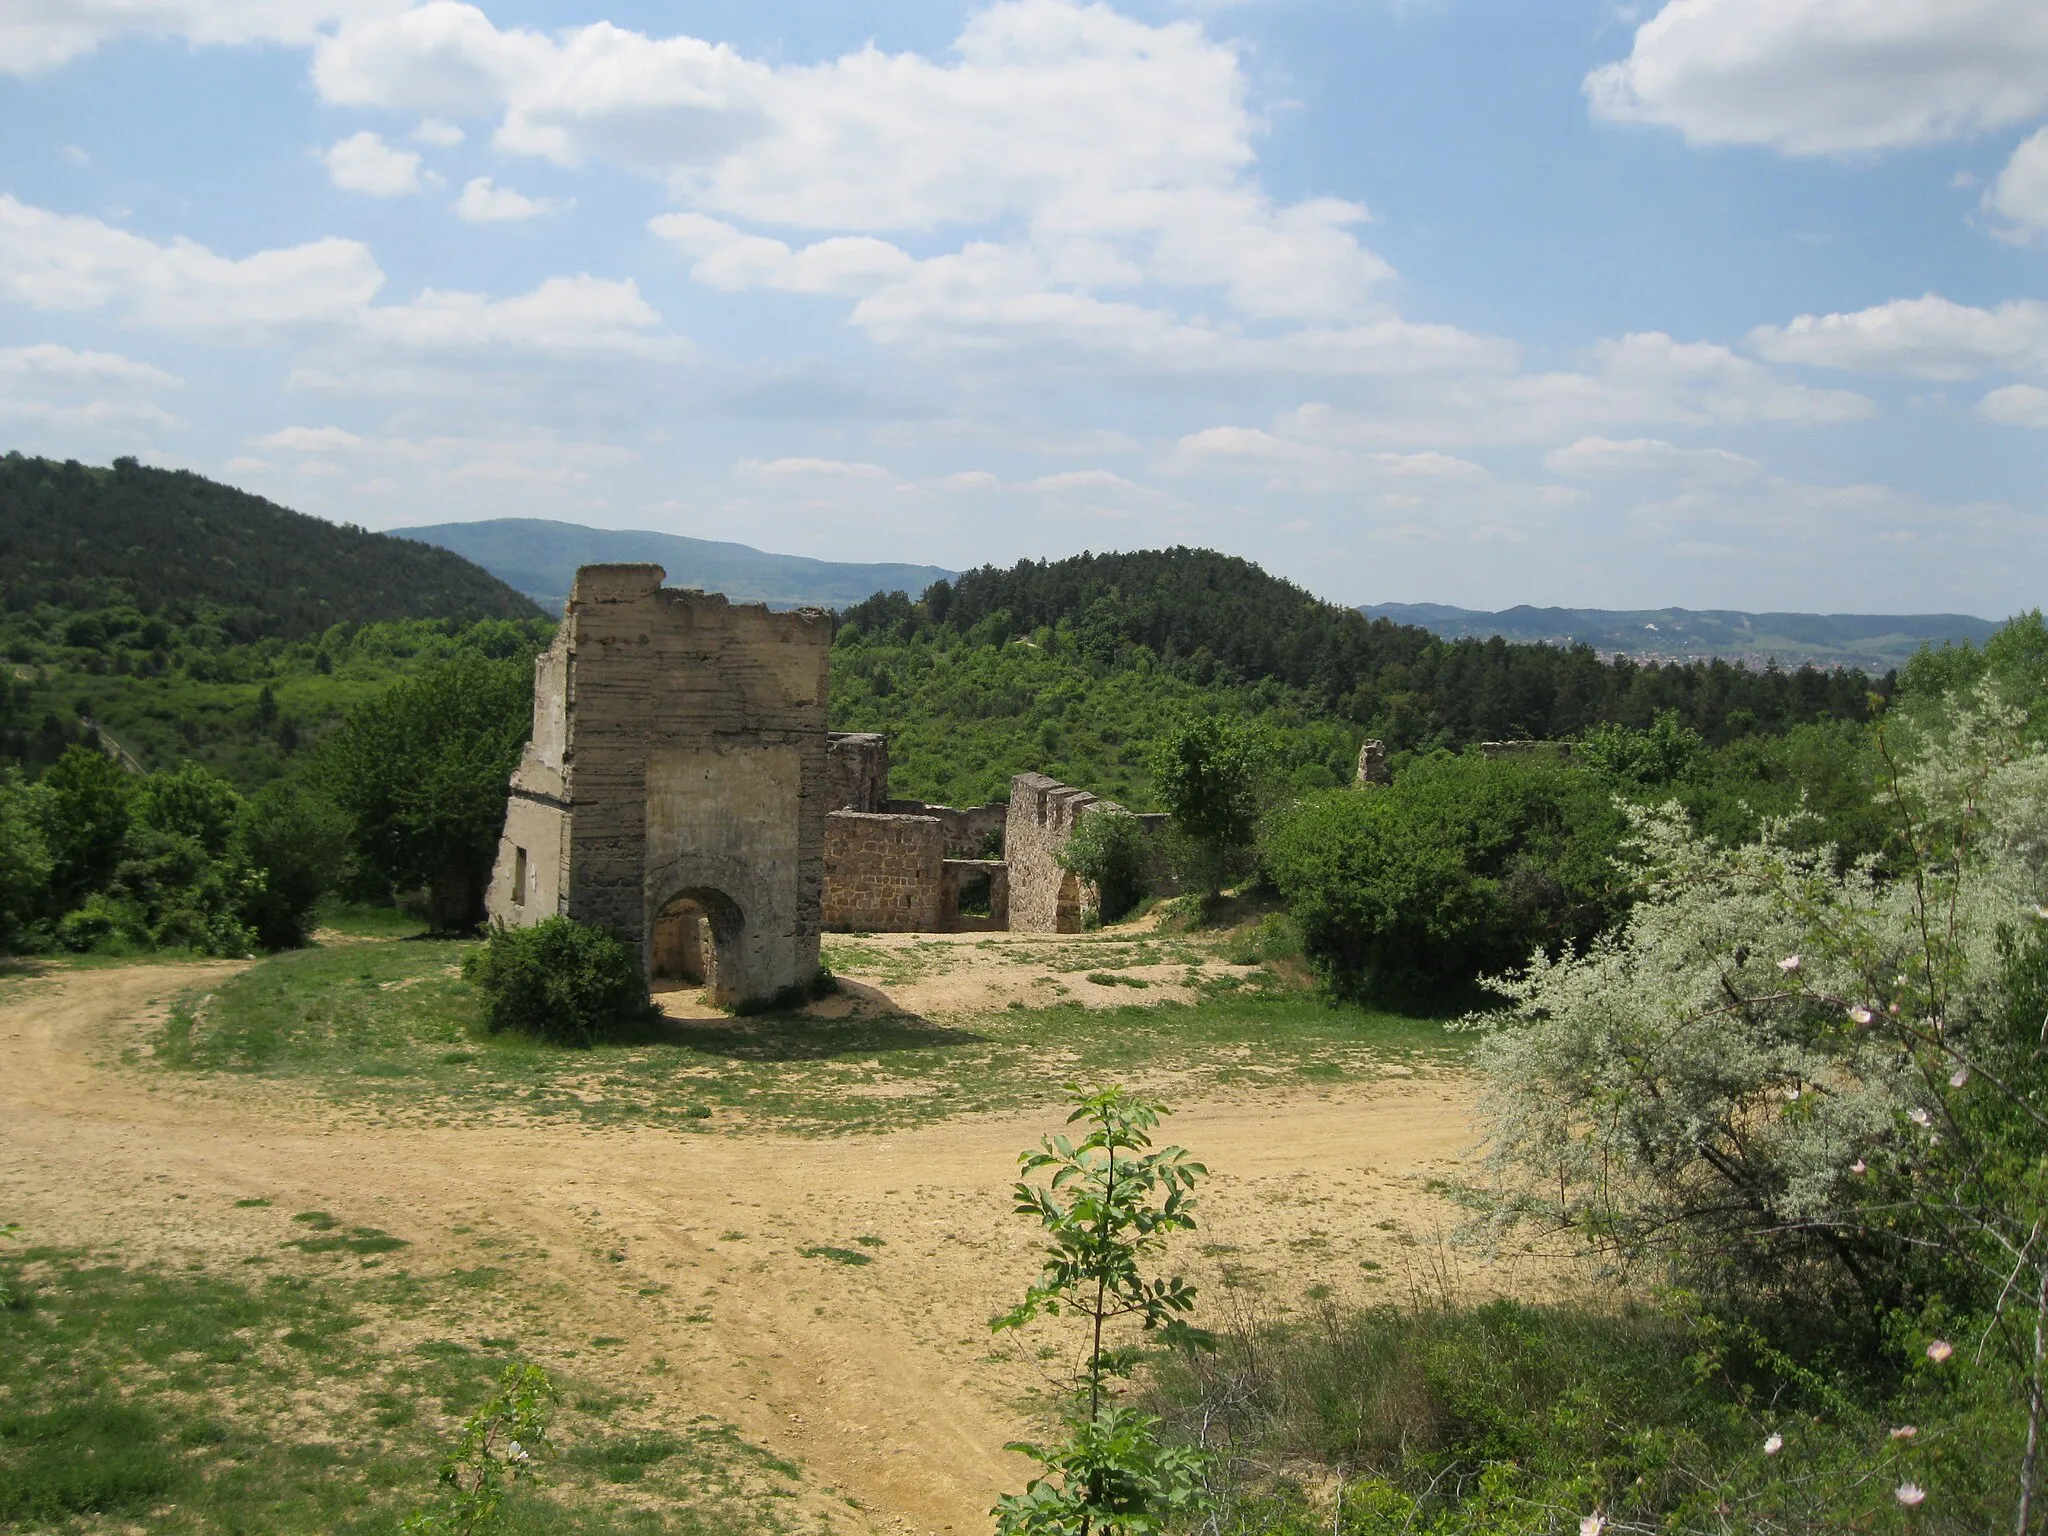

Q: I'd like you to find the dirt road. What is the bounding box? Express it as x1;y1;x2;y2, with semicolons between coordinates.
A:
0;960;1512;1534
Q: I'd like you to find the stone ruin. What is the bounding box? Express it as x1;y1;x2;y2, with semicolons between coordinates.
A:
483;564;1176;1003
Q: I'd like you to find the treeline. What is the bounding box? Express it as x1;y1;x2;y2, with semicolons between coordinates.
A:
0;454;540;644
839;547;1884;748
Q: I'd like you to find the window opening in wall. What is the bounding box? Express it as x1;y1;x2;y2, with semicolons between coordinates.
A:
955;870;993;918
651;895;716;992
512;847;527;906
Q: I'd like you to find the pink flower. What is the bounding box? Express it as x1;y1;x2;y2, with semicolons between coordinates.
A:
1777;955;1801;973
1850;1159;1868;1175
1896;1481;1926;1507
1890;1425;1918;1440
1579;1515;1606;1536
1848;1006;1874;1025
1763;1432;1783;1456
1949;1065;1970;1088
1926;1340;1953;1364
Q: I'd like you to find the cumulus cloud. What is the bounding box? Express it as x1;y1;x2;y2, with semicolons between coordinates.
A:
257;424;367;451
0;195;679;356
1750;294;2048;379
0;340;181;430
412;117;464;146
1981;383;2048;427
323;130;423;195
317;0;1397;329
0;193;383;328
738;456;891;482
453;176;570;222
0;0;387;76
650;214;916;296
1986;127;2048;237
1543;435;1763;481
1585;0;2048;154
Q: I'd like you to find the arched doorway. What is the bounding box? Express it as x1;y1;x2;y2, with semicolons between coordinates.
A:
649;887;745;1005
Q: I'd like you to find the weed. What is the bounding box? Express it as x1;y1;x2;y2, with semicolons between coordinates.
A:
797;1246;873;1267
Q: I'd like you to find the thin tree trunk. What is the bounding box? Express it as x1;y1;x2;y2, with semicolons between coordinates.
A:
2019;1262;2048;1536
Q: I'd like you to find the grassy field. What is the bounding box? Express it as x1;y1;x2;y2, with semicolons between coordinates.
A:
146;933;1459;1135
0;1241;819;1535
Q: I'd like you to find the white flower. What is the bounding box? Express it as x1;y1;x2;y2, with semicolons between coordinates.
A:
507;1440;530;1462
1777;955;1801;973
1890;1425;1918;1440
1896;1481;1926;1507
1949;1065;1970;1088
1926;1340;1953;1364
1848;1006;1874;1025
1579;1514;1606;1536
1850;1159;1868;1175
1908;1107;1932;1127
1763;1432;1783;1456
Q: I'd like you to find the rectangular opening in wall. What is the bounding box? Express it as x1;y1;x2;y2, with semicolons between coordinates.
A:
512;846;528;905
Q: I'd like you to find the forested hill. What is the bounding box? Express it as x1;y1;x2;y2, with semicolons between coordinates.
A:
1;455;542;640
836;547;1884;752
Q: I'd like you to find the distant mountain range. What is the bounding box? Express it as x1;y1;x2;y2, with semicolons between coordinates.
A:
397;519;954;613
1361;603;2005;670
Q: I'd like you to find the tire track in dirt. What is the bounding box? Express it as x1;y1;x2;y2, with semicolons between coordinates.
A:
0;961;1514;1534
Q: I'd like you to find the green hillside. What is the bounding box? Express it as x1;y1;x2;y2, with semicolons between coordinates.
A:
1;455;543;640
397;517;953;612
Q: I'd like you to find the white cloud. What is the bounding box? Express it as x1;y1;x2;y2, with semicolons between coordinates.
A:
317;1;1397;329
1543;435;1763;481
0;193;383;328
412;117;464;147
1986;127;2048;237
738;456;890;482
651;214;916;297
0;0;387;76
0;196;678;356
0;340;181;430
257;424;367;451
323;130;423;195
1585;0;2048;154
453;176;569;222
1981;383;2048;427
1751;294;2048;379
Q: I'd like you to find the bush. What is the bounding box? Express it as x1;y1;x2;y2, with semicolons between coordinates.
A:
1265;754;1629;1001
234;782;348;949
1057;809;1152;924
462;917;651;1046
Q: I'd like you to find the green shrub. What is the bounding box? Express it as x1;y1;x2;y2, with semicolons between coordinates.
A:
461;918;651;1046
1264;754;1628;1001
1057;809;1152;923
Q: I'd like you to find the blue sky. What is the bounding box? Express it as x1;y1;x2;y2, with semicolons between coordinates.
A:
2;0;2045;616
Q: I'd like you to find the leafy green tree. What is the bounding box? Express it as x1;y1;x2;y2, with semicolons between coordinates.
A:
1576;709;1703;785
320;651;531;928
0;769;52;952
32;746;132;910
993;1086;1213;1536
1058;810;1152;924
1150;716;1266;899
234;781;349;949
1266;754;1628;1001
134;762;243;856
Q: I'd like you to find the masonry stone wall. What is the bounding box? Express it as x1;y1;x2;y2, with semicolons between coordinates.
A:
825;733;890;813
884;799;1008;858
1005;772;1102;933
821;811;946;931
484;563;831;1006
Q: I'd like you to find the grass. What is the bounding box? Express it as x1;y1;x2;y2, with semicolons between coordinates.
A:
0;1245;811;1535
152;937;1461;1135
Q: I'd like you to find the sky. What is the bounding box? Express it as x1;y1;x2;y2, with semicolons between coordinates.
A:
1;0;2045;617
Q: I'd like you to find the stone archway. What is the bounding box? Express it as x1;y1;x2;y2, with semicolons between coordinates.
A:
650;887;746;1007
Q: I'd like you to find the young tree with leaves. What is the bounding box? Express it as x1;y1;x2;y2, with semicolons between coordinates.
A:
1150;715;1266;900
992;1086;1214;1536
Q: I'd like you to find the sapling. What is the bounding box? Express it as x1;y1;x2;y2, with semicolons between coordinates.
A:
402;1361;557;1536
992;1085;1215;1536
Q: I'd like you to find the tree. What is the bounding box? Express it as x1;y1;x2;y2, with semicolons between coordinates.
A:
234;781;349;949
1150;715;1265;899
0;769;52;952
992;1086;1213;1536
1058;810;1152;925
319;651;532;929
32;745;131;909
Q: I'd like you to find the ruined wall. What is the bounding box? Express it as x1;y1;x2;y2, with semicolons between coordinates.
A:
821;811;946;931
825;732;890;813
484;563;832;1006
883;799;1008;858
1005;772;1102;933
941;859;1010;932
